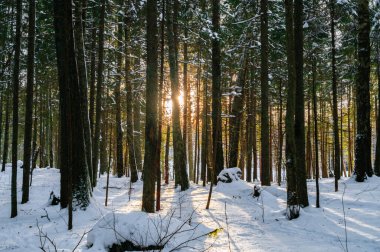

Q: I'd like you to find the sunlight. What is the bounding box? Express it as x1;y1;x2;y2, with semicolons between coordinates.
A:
164;94;184;116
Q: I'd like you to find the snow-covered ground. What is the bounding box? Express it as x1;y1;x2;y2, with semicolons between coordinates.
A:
1;163;380;251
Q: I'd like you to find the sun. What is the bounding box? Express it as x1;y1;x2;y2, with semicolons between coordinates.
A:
164;94;184;115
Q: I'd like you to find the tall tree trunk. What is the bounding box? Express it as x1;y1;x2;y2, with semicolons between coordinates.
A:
54;0;91;229
253;81;258;181
74;0;93;183
228;56;248;168
285;0;299;215
312;58;320;208
99;110;108;175
92;0;106;187
294;0;308;207
211;0;224;182
142;0;159;213
347;86;353;176
166;0;189;190
201;77;208;186
115;3;124;178
0;95;3;160
330;0;340;191
246;64;255;183
125;5;138;182
306;101;312;179
183;24;190;179
207;0;223;209
355;0;372;181
374;39;380;176
11;0;22;218
1;86;10;173
278;80;283;185
89;26;97;138
164;124;170;184
260;0;270;186
22;0;36;204
156;0;165;211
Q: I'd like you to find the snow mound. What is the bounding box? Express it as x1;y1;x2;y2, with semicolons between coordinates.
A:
217;167;242;183
215;168;252;195
87;211;212;251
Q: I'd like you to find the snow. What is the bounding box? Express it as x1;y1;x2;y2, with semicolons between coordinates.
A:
87;211;212;251
1;162;380;251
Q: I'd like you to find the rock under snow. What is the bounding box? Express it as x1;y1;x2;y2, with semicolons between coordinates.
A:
87;211;212;251
217;167;242;183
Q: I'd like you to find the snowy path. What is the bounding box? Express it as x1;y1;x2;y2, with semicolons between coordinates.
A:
1;164;380;251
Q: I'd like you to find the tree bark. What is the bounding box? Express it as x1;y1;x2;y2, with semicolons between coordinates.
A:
115;2;124;178
142;0;159;213
374;39;380;176
260;0;270;186
284;0;298;211
355;0;372;181
211;0;224;183
92;0;106;187
22;0;36;204
166;0;189;190
125;3;138;182
330;0;340;191
11;0;22;218
228;56;248;168
294;0;308;207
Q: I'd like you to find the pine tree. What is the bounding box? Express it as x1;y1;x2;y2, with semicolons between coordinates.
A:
260;0;270;186
355;0;373;181
211;0;224;182
142;0;159;213
22;0;36;204
92;0;106;186
166;0;189;190
11;0;22;218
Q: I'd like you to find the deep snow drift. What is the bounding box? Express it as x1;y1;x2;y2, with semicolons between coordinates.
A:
0;163;379;251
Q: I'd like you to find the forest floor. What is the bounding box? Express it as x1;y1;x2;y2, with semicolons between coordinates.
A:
0;163;380;251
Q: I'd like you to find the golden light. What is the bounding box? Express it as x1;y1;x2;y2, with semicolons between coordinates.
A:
164;94;184;116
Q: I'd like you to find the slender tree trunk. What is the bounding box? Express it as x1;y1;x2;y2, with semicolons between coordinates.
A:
228;56;248;168
125;5;138;182
164;124;170;184
54;0;91;229
246;64;255;183
22;0;36;204
89;26;96;138
115;3;124;178
11;0;22;218
278;80;283;185
0;95;3;160
306;101;312;179
348;86;353;176
330;0;340;191
374;39;380;176
211;0;224;182
142;0;159;213
260;0;270;186
284;0;299;213
1;86;10;173
166;0;189;190
253;81;258;181
355;0;372;181
312;58;320;208
156;0;165;211
99;110;108;175
207;0;223;209
74;0;93;183
294;0;308;207
92;0;106;187
201;77;208;186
